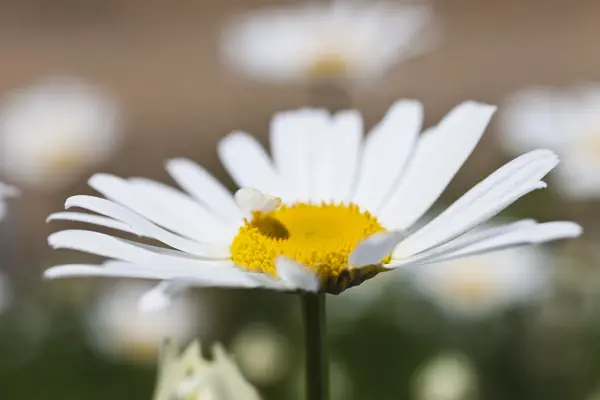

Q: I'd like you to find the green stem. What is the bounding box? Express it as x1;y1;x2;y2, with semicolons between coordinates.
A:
302;293;328;400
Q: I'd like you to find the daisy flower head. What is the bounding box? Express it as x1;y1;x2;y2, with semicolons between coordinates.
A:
44;100;581;311
500;85;600;199
153;340;261;400
0;77;121;191
221;1;435;84
409;232;550;319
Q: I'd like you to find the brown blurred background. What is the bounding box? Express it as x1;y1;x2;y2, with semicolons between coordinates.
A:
1;1;600;399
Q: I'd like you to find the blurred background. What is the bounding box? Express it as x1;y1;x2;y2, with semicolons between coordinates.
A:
1;0;600;399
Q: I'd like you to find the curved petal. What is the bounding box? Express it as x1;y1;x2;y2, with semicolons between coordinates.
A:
379;101;497;230
393;150;558;257
349;231;405;267
275;257;320;292
352;100;423;211
218;131;281;195
270;109;328;202
166;158;243;225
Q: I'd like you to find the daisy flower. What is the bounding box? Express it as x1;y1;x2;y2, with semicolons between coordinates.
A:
221;1;435;83
500;85;600;199
0;77;120;191
85;281;201;364
44;100;581;311
153;339;261;400
409;238;549;318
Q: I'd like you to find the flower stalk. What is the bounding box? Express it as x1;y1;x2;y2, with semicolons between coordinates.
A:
302;292;329;400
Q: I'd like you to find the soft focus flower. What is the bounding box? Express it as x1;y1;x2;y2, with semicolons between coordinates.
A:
153;339;261;400
409;239;549;318
85;281;201;364
500;85;600;199
221;1;435;83
0;78;120;190
412;351;477;400
0;182;19;220
44;100;581;310
231;323;290;386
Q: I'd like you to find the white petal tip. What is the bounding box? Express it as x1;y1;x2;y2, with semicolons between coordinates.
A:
138;290;171;313
275;256;319;292
551;222;583;239
349;231;406;268
235;188;281;214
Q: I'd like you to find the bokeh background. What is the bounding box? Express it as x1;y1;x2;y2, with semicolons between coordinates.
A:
1;0;600;399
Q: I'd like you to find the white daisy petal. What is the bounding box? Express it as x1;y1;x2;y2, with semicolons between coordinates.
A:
387;220;580;269
165;158;243;225
234;188;281;214
380;101;497;230
431;221;582;262
89;174;215;243
313;110;363;203
270;109;328;202
128;177;235;239
349;231;405;267
394;150;558;257
386;220;537;268
275;257;320;292
44;263;260;289
47;211;135;234
352;100;423;211
44;264;171;280
48;230;229;268
64;195;231;257
138;281;189;313
218;131;280;195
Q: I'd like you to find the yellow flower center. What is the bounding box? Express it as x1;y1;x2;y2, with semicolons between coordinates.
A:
231;202;388;287
45;149;84;173
307;53;349;78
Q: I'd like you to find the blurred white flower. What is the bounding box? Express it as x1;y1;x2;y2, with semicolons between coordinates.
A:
85;281;202;364
231;323;290;386
409;228;550;319
153;340;261;400
412;351;477;400
0;182;19;221
221;1;435;83
0;78;121;191
500;85;600;199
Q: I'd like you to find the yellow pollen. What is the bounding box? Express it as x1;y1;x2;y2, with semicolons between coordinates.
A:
231;202;388;280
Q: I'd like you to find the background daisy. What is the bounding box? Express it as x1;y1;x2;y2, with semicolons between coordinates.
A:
500;85;600;199
221;1;435;84
0;78;121;191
